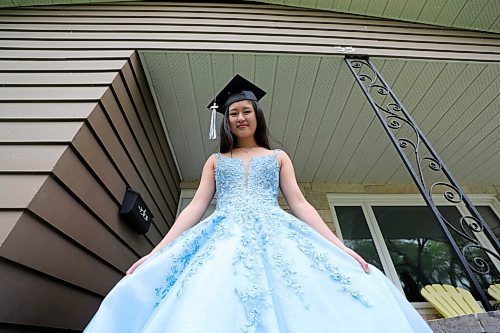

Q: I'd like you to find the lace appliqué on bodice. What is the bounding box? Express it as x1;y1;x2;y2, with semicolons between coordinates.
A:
214;150;281;212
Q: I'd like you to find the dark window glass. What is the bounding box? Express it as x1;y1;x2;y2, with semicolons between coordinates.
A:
373;206;500;302
334;206;384;273
477;206;500;242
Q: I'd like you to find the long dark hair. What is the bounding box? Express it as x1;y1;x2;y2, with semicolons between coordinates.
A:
219;100;271;153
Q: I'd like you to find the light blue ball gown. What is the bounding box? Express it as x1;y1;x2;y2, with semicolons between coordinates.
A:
84;149;432;333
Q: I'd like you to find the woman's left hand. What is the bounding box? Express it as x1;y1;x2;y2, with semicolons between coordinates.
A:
126;253;152;275
343;247;370;273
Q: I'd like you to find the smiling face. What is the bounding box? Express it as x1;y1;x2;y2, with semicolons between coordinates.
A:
227;99;257;139
219;99;270;153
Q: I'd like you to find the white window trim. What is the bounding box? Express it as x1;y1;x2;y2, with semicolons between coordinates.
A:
327;193;500;313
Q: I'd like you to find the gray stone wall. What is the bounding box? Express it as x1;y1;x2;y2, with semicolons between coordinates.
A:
427;311;500;333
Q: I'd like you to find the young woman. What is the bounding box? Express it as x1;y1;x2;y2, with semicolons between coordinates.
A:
84;75;432;332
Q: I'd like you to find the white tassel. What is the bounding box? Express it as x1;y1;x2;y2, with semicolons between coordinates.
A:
209;102;218;140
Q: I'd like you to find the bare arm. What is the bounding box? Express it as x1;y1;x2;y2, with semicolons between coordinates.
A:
127;154;216;274
278;151;369;273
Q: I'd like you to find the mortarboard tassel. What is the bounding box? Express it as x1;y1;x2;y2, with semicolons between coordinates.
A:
209;102;218;140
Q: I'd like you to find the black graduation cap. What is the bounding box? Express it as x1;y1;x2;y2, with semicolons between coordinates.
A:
207;74;266;140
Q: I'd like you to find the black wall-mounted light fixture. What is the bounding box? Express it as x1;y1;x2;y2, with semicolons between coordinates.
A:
119;187;154;234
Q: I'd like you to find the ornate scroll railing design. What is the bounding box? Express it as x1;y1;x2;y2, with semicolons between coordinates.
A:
345;56;500;311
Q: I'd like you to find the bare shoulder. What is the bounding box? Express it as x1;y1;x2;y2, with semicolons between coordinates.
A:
204;154;217;170
276;149;291;168
207;153;218;162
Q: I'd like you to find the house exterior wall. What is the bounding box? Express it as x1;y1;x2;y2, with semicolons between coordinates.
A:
294;183;500;231
0;51;180;331
0;1;498;331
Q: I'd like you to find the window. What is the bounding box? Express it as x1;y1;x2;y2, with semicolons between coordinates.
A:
329;194;500;310
176;189;216;219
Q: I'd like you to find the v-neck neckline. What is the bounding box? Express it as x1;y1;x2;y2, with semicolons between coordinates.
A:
217;152;277;191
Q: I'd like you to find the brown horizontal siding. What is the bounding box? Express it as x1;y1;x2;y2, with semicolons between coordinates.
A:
0;145;67;172
0;101;101;119
0;175;48;208
2;31;499;56
0;121;84;141
0;87;108;100
2;39;498;62
2;21;495;43
0;212;123;296
0;27;180;330
0;2;498;61
0;323;79;333
110;64;177;227
0;15;492;40
0;2;492;34
0;72;119;85
86;104;177;231
2;24;497;47
0;211;22;246
0;256;101;330
0;49;135;59
127;51;180;192
52;143;160;250
28;176;138;273
0;59;128;71
98;88;175;231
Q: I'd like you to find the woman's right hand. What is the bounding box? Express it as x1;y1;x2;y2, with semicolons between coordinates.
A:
343;247;370;274
126;253;152;275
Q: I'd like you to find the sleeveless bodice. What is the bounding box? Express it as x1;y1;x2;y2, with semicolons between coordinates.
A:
214;149;281;212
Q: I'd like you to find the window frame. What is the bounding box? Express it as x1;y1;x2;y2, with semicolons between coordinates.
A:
327;193;500;313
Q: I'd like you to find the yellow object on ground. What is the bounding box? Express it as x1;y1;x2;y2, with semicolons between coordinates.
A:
420;284;485;318
487;284;500;302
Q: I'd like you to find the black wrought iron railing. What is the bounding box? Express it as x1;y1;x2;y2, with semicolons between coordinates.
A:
344;56;500;311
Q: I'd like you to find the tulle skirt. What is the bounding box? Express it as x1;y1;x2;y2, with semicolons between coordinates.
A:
84;208;432;333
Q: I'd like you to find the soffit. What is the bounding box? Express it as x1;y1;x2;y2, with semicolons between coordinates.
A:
140;51;500;186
